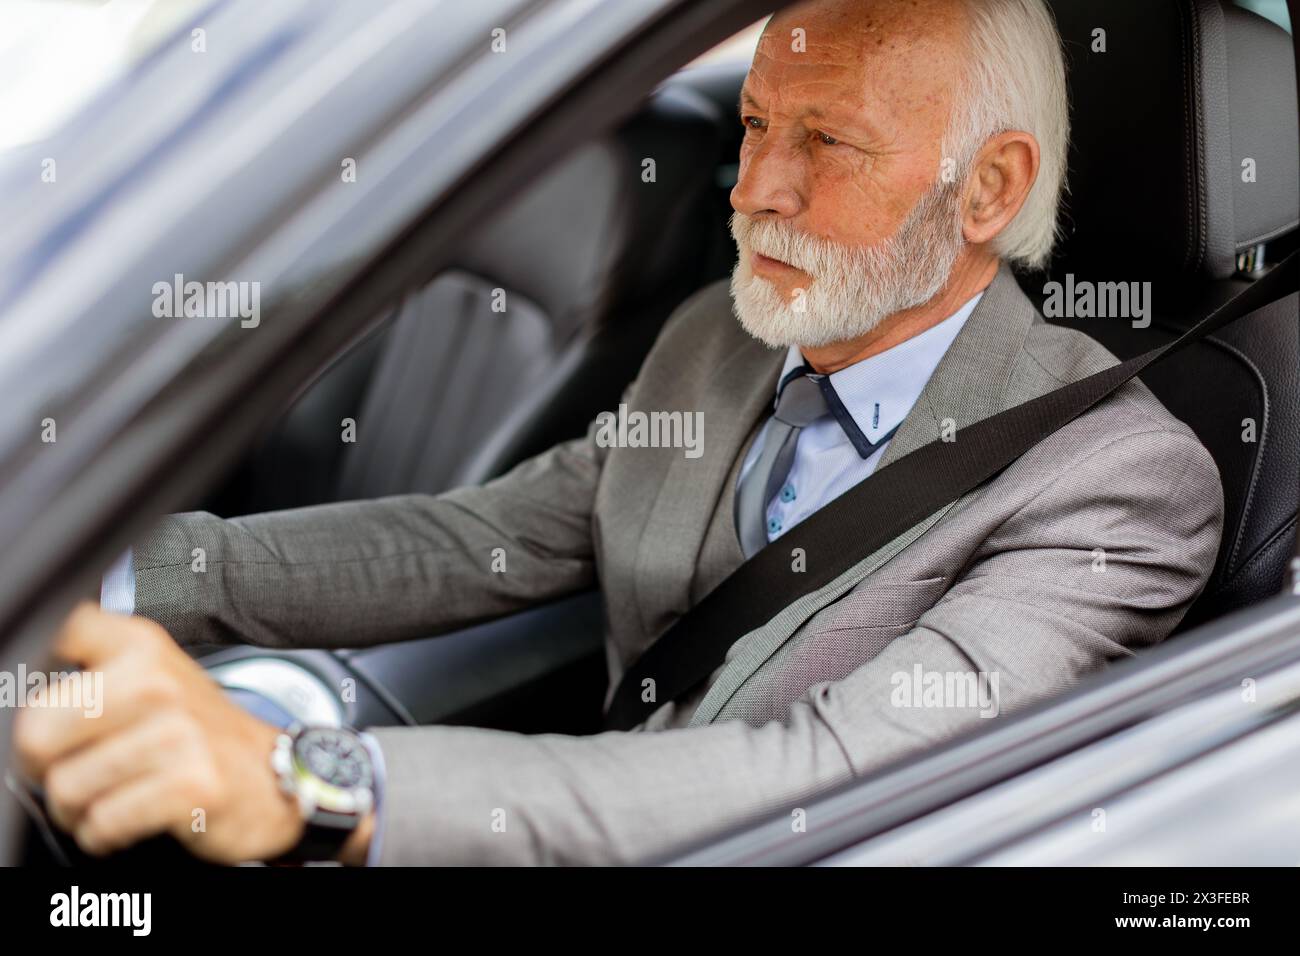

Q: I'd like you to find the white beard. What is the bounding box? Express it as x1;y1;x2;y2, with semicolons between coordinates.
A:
729;179;967;349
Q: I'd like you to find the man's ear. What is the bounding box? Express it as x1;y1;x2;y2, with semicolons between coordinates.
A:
961;131;1040;247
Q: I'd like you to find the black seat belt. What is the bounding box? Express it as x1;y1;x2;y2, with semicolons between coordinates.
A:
605;251;1299;731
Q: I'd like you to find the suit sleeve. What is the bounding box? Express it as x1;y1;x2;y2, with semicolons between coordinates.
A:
131;407;614;649
366;427;1224;864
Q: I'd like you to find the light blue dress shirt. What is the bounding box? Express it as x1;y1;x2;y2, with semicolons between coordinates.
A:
737;291;982;543
100;548;136;614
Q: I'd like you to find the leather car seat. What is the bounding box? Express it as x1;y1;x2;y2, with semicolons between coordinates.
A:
1038;0;1299;628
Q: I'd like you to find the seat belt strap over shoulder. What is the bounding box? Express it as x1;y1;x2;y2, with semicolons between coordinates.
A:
604;252;1300;731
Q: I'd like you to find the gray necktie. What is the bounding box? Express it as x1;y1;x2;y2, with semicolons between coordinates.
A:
734;372;831;558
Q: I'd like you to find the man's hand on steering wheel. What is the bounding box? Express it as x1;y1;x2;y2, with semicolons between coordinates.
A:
12;604;307;863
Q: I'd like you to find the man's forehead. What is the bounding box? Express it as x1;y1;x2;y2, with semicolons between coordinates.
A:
743;0;967;120
741;59;868;109
755;0;966;71
766;0;967;39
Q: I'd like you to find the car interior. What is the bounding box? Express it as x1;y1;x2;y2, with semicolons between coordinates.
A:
182;0;1299;749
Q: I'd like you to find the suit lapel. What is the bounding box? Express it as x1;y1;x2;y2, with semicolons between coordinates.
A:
879;264;1035;466
632;333;784;640
688;264;1039;726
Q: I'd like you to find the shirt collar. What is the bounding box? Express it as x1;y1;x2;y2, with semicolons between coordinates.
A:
776;291;983;457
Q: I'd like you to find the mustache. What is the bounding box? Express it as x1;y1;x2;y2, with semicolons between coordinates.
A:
731;213;885;286
729;178;966;279
730;213;827;274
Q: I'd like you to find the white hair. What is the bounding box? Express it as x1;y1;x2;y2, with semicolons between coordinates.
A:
943;0;1070;270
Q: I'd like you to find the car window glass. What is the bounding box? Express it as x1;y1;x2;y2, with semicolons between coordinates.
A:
0;0;207;153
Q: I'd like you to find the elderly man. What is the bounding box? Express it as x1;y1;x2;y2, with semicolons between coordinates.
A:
15;0;1222;865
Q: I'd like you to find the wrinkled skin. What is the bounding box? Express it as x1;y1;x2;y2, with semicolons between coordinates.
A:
731;0;1041;372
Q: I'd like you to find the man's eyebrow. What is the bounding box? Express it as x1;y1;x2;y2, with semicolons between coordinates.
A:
738;88;878;136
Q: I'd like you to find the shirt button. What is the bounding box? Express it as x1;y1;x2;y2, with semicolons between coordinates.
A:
767;517;783;536
779;483;796;503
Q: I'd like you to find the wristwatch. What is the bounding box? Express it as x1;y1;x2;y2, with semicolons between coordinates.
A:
269;723;376;863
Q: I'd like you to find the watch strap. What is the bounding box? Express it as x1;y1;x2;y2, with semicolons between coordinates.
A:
270;817;356;865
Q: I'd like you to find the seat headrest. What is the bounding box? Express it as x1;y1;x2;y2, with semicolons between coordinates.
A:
454;84;723;341
1049;0;1299;279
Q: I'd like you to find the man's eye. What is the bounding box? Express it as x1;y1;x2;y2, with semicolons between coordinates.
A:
817;131;840;146
742;115;764;130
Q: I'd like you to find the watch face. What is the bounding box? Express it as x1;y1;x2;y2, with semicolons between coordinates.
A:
293;727;374;793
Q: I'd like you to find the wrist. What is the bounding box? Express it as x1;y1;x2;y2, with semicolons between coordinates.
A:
338;811;375;866
253;721;307;859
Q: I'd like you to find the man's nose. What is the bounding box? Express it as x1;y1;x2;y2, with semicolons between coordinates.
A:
730;140;803;220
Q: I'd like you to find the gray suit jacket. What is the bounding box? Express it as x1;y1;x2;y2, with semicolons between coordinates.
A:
132;264;1224;864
